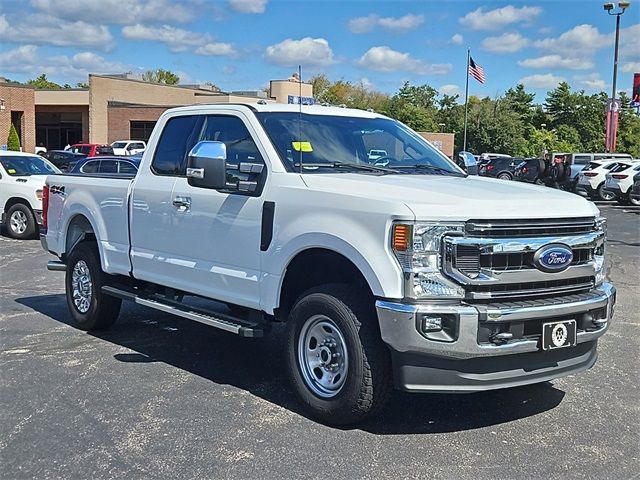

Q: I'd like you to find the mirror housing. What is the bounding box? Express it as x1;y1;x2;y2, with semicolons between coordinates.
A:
187;141;228;189
458;151;478;175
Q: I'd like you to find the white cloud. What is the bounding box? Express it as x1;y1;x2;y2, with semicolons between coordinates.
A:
357;46;451;75
534;24;610;56
359;77;375;90
439;84;461;96
518;55;593;70
450;34;464;45
460;5;542;31
265;37;336;67
481;32;529;53
29;0;195;24
620;61;640;73
222;66;237;75
518;73;565;89
575;73;606;92
122;24;236;56
0;45;130;82
0;13;113;50
348;13;424;33
620;24;640;59
195;43;237;56
229;0;267;14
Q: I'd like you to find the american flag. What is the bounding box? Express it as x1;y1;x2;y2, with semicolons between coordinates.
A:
469;57;485;84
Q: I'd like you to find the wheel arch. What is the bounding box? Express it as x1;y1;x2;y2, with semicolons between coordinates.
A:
4;196;36;214
275;247;379;321
64;213;99;261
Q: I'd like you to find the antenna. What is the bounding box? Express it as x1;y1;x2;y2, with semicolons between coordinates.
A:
298;64;303;174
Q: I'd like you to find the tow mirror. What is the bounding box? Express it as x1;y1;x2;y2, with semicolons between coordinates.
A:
458;151;478;175
186;141;228;189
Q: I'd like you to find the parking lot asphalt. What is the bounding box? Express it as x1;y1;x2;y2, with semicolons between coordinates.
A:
1;203;639;480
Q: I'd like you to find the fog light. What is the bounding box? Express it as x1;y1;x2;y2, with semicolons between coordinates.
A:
421;315;443;333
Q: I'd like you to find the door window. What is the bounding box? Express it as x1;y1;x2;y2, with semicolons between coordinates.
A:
195;115;265;185
573;155;591;165
99;160;118;174
151;115;199;176
81;160;100;173
118;161;137;174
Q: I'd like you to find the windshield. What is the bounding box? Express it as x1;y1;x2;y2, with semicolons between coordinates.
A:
1;155;60;176
112;142;127;148
256;112;462;175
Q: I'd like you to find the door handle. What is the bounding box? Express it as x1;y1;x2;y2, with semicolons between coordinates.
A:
172;196;191;211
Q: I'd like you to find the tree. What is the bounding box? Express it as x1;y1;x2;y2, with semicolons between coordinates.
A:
141;69;180;85
26;74;62;89
76;82;89;88
504;84;536;124
7;123;21;151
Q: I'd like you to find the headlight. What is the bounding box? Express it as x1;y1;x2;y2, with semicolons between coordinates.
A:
392;222;465;299
594;216;606;285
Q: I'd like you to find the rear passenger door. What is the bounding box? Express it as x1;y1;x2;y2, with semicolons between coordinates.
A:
169;114;267;308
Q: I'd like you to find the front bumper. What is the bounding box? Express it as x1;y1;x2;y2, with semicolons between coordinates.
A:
376;282;616;391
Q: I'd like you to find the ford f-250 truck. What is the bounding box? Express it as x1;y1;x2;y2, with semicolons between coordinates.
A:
41;103;616;425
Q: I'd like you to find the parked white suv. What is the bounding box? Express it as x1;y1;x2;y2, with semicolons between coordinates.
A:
0;151;60;239
576;159;627;201
604;161;640;205
111;140;146;156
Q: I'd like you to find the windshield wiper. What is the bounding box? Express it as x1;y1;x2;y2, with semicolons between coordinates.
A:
390;164;465;176
294;161;399;174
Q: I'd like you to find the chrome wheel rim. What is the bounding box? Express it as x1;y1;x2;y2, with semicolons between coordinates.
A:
600;188;614;201
10;211;28;234
71;260;92;313
297;315;349;398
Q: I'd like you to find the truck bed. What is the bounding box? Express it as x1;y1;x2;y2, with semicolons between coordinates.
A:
45;175;134;276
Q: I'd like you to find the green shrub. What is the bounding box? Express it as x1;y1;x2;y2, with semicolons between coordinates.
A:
7;123;21;151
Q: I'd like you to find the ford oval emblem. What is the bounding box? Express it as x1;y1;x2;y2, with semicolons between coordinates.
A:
533;244;574;273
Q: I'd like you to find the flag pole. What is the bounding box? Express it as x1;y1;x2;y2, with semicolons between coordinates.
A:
463;47;470;152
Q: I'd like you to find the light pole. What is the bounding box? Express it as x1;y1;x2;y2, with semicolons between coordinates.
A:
603;1;630;152
438;123;446;133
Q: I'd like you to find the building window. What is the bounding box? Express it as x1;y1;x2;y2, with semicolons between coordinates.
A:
130;121;156;142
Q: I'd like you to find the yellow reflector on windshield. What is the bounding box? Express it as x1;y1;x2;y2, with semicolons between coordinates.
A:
292;141;313;152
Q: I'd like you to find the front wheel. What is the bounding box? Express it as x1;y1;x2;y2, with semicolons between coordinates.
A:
286;284;392;425
628;193;640;206
497;172;512;180
65;242;121;331
5;203;36;239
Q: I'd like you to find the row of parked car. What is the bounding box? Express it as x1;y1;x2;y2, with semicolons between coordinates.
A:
475;152;640;206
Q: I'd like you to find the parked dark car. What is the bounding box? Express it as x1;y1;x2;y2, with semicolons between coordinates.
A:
40;150;86;172
514;158;548;184
70;156;140;175
478;157;520;180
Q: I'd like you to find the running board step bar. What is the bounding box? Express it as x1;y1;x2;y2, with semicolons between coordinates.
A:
102;285;266;338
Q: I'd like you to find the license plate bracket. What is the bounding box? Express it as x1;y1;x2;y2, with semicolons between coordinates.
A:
542;320;577;350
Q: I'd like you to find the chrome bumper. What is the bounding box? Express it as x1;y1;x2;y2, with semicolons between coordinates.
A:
376;282;616;360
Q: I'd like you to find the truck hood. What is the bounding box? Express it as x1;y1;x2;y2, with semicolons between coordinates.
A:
302;173;599;220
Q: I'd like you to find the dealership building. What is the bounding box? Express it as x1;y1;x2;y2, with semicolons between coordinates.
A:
0;74;454;157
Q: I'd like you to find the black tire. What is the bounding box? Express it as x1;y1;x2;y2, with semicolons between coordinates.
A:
597;183;615;201
629;194;640;206
5;203;37;239
534;178;545;185
286;284;392;425
497;172;512;180
65;241;121;331
616;196;630;206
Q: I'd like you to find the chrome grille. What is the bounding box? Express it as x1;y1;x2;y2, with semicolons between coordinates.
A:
466;217;595;237
444;218;603;301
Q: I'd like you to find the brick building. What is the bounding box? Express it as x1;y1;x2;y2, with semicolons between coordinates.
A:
0;83;36;153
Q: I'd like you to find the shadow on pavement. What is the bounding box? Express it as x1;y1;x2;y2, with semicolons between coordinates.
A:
16;293;566;434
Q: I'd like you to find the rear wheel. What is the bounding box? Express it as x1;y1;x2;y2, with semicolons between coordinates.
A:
65;241;121;331
5;203;36;239
286;284;392;425
597;183;615;201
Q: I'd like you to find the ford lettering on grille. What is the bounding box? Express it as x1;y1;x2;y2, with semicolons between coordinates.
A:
533;244;574;273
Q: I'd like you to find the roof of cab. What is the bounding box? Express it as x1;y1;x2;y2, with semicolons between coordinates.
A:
163;102;389;119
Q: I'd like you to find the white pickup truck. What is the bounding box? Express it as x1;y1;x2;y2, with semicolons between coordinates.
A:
41;103;616;425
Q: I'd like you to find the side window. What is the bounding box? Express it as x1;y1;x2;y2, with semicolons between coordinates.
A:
573;155;591;165
195;115;265;184
81;161;100;173
100;160;118;174
152;115;199;176
118;161;137;174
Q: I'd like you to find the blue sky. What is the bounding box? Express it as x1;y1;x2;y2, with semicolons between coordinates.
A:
1;0;638;103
